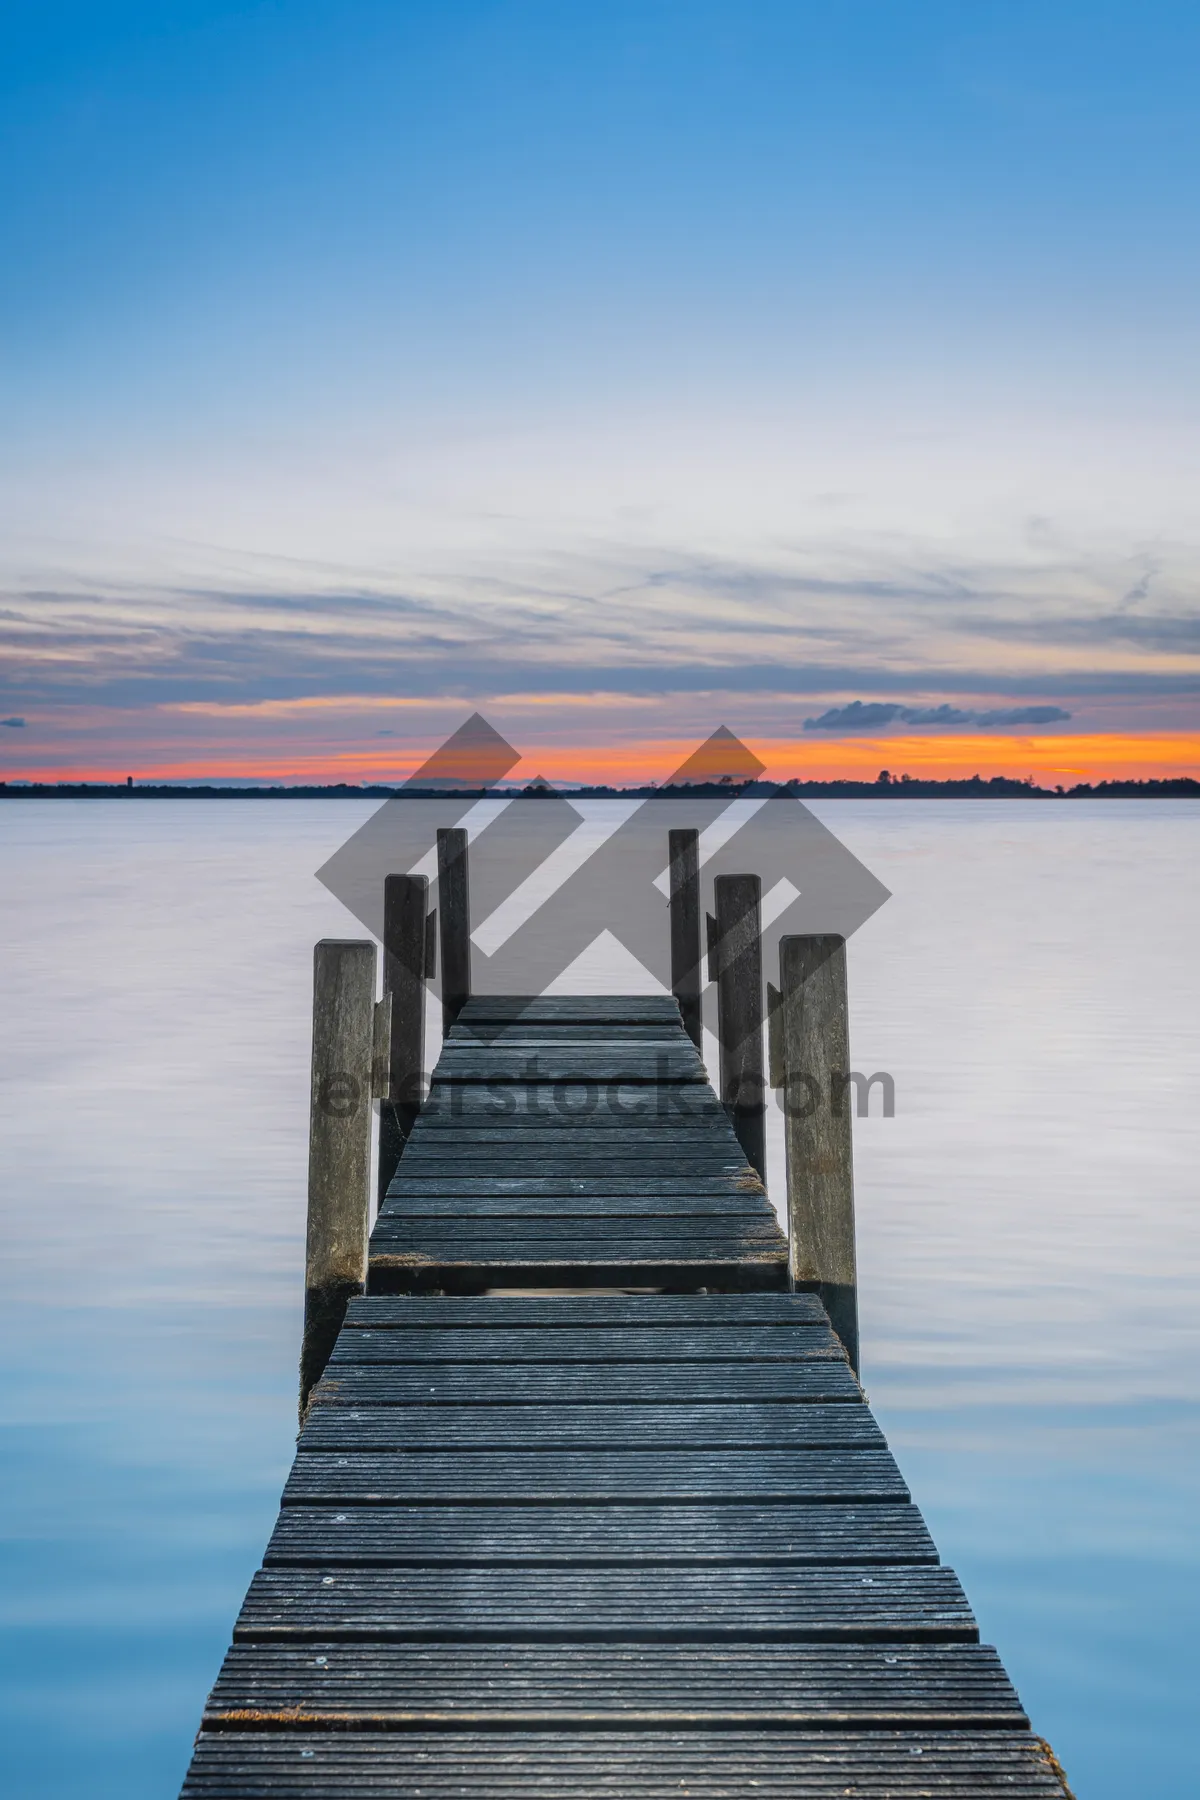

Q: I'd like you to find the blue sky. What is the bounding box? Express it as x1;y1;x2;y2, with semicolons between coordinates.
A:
2;1;1199;779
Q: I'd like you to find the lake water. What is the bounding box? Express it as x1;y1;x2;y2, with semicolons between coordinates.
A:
1;799;1196;1797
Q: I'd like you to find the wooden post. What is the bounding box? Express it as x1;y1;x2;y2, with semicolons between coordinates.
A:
668;828;703;1052
777;933;859;1373
377;873;435;1206
436;827;471;1034
300;940;376;1419
708;872;766;1183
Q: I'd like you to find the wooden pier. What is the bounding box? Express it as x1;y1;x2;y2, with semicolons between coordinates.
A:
181;847;1072;1795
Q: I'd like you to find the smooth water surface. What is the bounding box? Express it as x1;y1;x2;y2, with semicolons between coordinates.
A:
1;800;1197;1796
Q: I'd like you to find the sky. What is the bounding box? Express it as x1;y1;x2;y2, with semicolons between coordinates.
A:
2;0;1199;785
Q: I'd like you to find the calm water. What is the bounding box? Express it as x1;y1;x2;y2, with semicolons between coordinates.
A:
1;799;1197;1797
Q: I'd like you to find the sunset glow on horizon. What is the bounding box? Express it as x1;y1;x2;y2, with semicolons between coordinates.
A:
7;728;1199;790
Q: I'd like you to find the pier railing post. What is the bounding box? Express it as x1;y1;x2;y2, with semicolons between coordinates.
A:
300;940;376;1419
668;827;703;1052
436;828;471;1034
377;873;436;1206
776;933;859;1373
708;872;766;1183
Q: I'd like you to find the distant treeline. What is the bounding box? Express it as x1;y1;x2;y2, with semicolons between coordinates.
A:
3;774;1198;799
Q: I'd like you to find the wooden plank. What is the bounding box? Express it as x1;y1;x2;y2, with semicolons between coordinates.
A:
383;1195;770;1209
299;1402;883;1451
183;1731;1068;1795
440;1034;697;1049
409;1116;738;1134
376;1202;775;1225
395;1150;753;1168
310;1364;859;1406
280;1448;907;1504
265;1503;932;1564
371;1223;785;1254
235;1565;978;1642
425;1084;726;1118
385;1175;765;1193
394;1167;755;1183
327;1325;844;1363
376;1194;777;1217
400;1145;745;1162
368;1241;787;1272
370;1229;785;1254
368;1262;790;1296
368;1250;789;1284
382;1178;768;1197
343;1295;830;1327
433;1051;707;1084
449;1024;686;1042
403;1141;747;1157
458;997;683;1021
203;1642;1027;1729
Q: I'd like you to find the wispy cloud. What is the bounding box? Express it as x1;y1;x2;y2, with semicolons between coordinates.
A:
2;518;1198;781
805;701;1072;733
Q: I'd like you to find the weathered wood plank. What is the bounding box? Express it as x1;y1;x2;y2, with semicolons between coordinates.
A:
235;1565;977;1642
310;1364;860;1406
409;1115;738;1134
368;1243;787;1273
371;1223;786;1256
368;1249;788;1285
458;997;683;1021
183;1731;1067;1795
279;1449;907;1504
434;1051;707;1084
449;1023;686;1042
342;1295;830;1327
376;1194;777;1217
299;1401;883;1452
203;1642;1026;1729
383;1180;770;1195
265;1503;932;1564
424;1084;726;1118
328;1325;843;1363
371;1227;785;1252
395;1150;753;1169
368;1260;790;1295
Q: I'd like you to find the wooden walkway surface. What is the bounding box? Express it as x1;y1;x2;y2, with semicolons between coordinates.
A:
182;996;1069;1797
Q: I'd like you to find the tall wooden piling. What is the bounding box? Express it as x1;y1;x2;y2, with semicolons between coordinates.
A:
709;872;766;1183
777;933;859;1372
668;827;703;1051
377;874;435;1206
299;940;376;1418
436;828;471;1034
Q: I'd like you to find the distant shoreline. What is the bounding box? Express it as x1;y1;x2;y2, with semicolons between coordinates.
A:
3;776;1198;800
